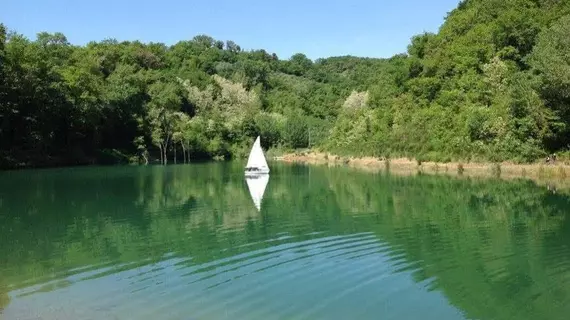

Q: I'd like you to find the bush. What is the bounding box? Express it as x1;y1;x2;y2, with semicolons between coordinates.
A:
283;113;309;148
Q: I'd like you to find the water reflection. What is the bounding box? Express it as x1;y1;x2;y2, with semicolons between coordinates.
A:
245;174;270;211
0;162;569;319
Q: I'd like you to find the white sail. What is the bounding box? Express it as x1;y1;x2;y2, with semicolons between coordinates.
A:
245;174;269;211
245;136;270;173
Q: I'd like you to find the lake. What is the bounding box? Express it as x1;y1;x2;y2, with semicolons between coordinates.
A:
1;162;569;320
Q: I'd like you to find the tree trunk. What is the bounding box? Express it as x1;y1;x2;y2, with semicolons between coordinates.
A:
174;146;177;164
164;136;170;165
158;145;163;165
181;143;186;164
143;151;149;165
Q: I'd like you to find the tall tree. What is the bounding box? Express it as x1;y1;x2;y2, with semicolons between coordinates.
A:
145;80;184;164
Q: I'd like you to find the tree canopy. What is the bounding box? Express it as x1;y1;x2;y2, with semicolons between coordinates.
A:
2;0;570;168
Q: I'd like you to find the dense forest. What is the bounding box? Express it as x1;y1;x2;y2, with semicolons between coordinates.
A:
1;0;570;168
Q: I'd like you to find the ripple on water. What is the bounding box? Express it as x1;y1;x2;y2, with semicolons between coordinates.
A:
3;230;462;320
4;164;569;320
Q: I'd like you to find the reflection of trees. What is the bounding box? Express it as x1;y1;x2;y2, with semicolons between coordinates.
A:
0;282;9;311
250;165;570;320
0;163;569;319
0;163;265;290
321;167;570;320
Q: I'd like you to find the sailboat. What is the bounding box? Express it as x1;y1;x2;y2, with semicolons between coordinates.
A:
245;136;270;176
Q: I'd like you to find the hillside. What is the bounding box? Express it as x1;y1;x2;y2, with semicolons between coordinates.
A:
328;0;570;162
1;0;570;168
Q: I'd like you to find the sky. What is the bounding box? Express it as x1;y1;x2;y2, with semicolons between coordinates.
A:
1;0;461;60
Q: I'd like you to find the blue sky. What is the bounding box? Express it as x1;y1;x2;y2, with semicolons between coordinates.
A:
1;0;460;60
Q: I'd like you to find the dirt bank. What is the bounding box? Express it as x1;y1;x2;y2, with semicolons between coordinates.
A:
276;151;570;191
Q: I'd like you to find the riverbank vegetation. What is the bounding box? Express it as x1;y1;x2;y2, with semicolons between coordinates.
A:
2;0;570;169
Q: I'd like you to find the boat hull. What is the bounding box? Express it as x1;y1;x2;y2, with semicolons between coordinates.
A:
245;167;270;177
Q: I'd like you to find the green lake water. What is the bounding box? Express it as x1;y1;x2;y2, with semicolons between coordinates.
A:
1;162;569;320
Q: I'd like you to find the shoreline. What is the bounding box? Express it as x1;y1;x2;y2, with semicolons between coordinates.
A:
275;151;570;190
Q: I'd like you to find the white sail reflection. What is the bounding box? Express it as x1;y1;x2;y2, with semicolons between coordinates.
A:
245;174;269;211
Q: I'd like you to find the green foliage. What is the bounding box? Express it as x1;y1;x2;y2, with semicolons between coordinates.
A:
3;0;570;168
326;0;570;163
254;112;285;148
283;111;309;148
528;14;570;150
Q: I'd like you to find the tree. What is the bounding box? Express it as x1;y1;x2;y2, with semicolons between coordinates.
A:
529;14;570;149
5;0;570;168
146;80;183;164
407;32;436;59
225;40;240;53
529;15;570;100
0;24;8;153
286;53;313;76
172;112;191;163
192;34;215;48
342;90;369;110
0;24;6;64
0;23;7;106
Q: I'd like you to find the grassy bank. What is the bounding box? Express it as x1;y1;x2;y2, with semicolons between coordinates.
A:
276;151;570;191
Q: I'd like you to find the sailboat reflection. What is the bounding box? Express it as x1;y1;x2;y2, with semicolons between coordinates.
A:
245;174;269;211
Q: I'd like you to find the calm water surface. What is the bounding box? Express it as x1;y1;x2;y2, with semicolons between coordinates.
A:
1;162;570;320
